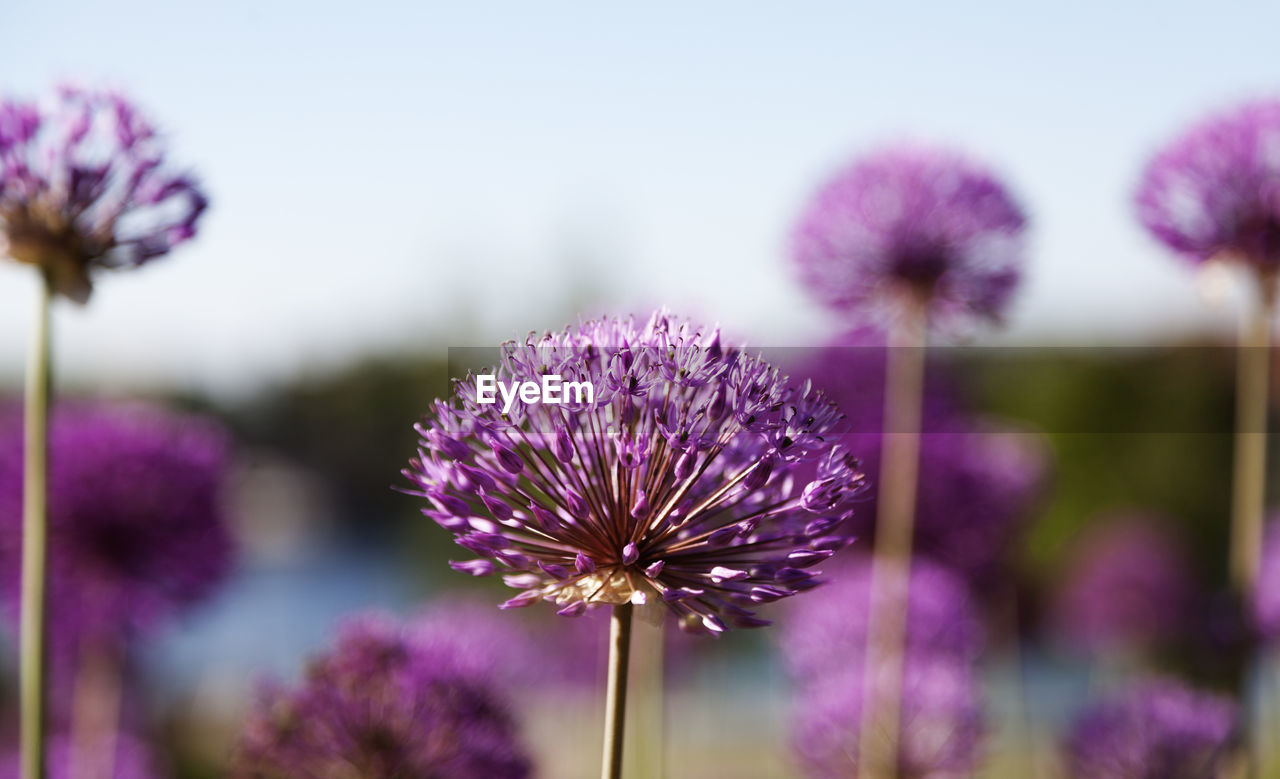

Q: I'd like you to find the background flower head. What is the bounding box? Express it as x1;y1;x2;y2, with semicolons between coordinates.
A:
0;401;234;653
791;145;1027;331
0;733;162;779
232;611;532;779
780;553;983;685
1063;679;1237;779
1136;98;1280;274
791;656;984;779
0;85;207;302
404;311;868;634
1049;514;1198;656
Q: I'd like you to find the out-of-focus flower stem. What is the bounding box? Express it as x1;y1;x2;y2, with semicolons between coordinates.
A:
1232;270;1275;592
858;300;927;779
601;602;634;779
69;643;123;779
21;273;52;779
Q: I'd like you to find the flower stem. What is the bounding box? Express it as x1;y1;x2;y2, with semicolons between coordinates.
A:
601;602;634;779
858;304;927;779
21;274;52;779
1231;271;1274;592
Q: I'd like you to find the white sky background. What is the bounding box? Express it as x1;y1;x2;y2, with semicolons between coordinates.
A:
0;0;1276;397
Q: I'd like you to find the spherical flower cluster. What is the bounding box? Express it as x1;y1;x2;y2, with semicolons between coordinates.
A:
0;733;161;779
1254;516;1280;640
795;339;1047;589
1050;516;1197;655
792;659;983;779
1064;679;1237;779
792;145;1027;330
781;554;983;684
0;85;207;302
0;402;234;652
232;612;532;779
782;555;985;777
404;311;868;634
1136;99;1280;274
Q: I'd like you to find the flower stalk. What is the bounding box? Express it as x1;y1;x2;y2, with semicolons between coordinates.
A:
601;603;634;779
1231;270;1275;592
858;301;927;779
20;272;52;779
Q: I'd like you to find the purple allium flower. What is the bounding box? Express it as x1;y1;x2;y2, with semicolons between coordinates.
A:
0;733;161;779
794;338;1048;589
1254;516;1280;640
232;612;532;779
0;402;234;650
403;311;868;635
792;145;1027;330
1136;99;1280;273
407;598;537;685
1049;516;1197;656
0;85;206;302
792;656;984;779
1064;679;1237;779
780;553;983;685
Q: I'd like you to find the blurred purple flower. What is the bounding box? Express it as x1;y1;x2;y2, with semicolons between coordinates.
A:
407;598;537;685
1049;516;1197;656
0;85;206;302
232;612;532;779
0;733;161;779
780;554;983;685
794;339;1048;589
792;656;984;779
1254;516;1280;640
1064;679;1237;779
403;311;868;635
792;145;1027;331
1136;99;1280;273
0;402;234;652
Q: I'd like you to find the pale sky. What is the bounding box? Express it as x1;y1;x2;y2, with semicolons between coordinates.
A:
1;0;1274;397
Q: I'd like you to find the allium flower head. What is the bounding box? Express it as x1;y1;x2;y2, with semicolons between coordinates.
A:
1064;679;1237;779
792;656;984;779
1254;515;1280;640
792;145;1027;330
233;612;532;779
781;554;983;684
1137;99;1280;274
403;311;867;634
1050;516;1197;655
796;341;1049;587
0;733;161;779
0;85;207;302
0;402;234;649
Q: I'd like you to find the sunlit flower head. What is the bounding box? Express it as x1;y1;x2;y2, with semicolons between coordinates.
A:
232;612;532;779
791;145;1027;330
1137;99;1280;275
1050;515;1197;655
403;311;867;634
0;85;206;302
0;402;234;651
792;655;984;779
1064;679;1237;779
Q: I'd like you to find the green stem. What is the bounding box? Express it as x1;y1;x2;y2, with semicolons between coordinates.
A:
858;303;927;779
601;602;634;779
21;274;52;779
1231;272;1274;593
